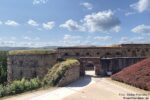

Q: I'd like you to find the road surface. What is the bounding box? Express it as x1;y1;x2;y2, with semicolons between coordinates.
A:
3;71;150;100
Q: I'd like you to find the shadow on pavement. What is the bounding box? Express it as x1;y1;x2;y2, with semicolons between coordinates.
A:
66;76;92;88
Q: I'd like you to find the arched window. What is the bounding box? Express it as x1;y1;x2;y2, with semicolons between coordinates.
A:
116;52;121;55
64;53;68;56
97;52;100;55
86;52;90;56
128;49;130;52
137;49;140;52
76;52;80;56
106;52;111;56
146;48;149;52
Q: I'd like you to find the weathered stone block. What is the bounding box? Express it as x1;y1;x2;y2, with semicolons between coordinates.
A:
57;64;80;87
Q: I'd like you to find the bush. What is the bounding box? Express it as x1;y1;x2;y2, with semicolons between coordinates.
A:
0;78;41;97
0;85;5;97
0;51;8;84
30;78;41;89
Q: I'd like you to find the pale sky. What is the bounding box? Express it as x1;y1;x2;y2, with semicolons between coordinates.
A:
0;0;150;47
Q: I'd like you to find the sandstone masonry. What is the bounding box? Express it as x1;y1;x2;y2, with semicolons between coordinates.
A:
7;44;150;82
7;51;57;82
57;64;80;87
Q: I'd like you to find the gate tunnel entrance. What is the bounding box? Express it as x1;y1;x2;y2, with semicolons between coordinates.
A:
85;61;94;70
79;57;101;76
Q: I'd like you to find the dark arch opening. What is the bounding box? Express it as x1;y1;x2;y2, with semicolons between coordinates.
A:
132;50;137;57
96;52;100;55
137;49;140;52
106;52;111;55
116;52;122;56
128;49;130;52
85;62;94;70
64;53;69;56
76;52;80;56
104;52;111;57
86;52;90;56
145;48;149;52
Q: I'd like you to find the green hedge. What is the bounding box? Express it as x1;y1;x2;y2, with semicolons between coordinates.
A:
0;78;41;97
43;59;80;86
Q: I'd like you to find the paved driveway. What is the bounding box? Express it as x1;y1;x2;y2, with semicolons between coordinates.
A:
4;71;150;100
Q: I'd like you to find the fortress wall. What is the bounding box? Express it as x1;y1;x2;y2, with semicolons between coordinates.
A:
58;44;150;76
7;44;150;82
121;44;150;48
58;47;123;58
123;47;150;57
7;53;57;82
58;45;150;58
100;57;145;76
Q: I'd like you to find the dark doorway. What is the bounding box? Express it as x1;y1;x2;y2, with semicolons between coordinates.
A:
85;61;94;70
84;61;96;77
79;57;101;77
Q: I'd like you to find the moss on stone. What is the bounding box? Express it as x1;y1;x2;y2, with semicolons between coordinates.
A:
43;59;80;86
8;50;56;55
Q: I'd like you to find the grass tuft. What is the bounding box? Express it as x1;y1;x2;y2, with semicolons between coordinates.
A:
43;59;80;86
8;50;56;55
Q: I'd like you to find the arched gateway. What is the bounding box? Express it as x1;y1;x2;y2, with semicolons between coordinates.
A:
79;57;101;76
57;44;150;76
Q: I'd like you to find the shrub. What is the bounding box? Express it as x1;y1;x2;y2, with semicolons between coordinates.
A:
24;80;32;91
0;85;5;97
0;78;41;97
0;51;8;84
30;78;41;89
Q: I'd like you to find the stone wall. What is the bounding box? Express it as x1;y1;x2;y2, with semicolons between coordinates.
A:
7;52;57;82
7;44;150;82
57;44;150;58
100;57;145;76
79;57;101;76
111;58;150;91
57;44;150;76
57;64;80;87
